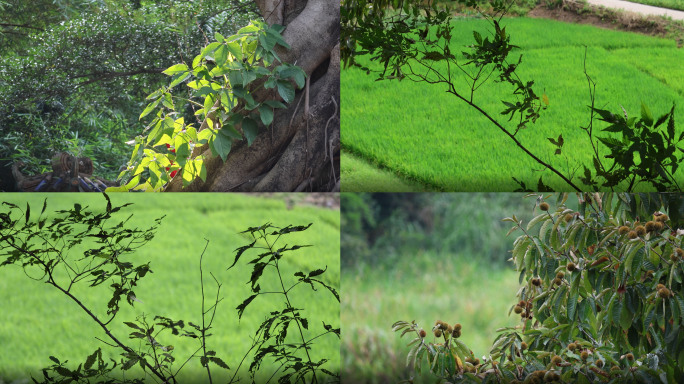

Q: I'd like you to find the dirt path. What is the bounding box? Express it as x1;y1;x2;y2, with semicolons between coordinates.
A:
586;0;684;20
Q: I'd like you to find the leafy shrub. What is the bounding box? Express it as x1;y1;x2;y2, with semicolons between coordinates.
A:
394;193;684;383
114;20;306;191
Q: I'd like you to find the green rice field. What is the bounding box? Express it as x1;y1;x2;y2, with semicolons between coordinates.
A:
0;193;340;383
342;252;520;384
624;0;684;12
342;17;684;191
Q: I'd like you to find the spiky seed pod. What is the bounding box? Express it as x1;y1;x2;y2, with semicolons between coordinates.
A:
596;359;604;368
567;262;576;272
628;230;638;239
655;221;664;232
465;357;473;364
453;323;462;332
568;343;577;351
435;320;445;328
672;252;680;262
635;225;646;236
626;353;634;361
581;350;589;360
658;287;670;298
645;221;657;232
544;370;559;382
521;341;528;350
441;322;450;330
556;271;565;279
540;202;550;211
419;329;427;338
519;300;526;307
655;213;669;222
564;213;573;222
473;358;480;366
514;305;524;314
610;365;621;372
551;355;562;365
433;329;442;338
452;328;461;338
446;325;453;334
553;277;562;286
532;278;542;286
657;283;665;290
677;248;684;257
618;226;630;235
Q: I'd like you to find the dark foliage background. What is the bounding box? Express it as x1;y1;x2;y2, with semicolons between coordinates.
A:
0;0;259;189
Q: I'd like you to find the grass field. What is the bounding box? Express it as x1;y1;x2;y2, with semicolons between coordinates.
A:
342;17;684;191
623;0;684;11
341;252;521;384
341;150;435;192
0;193;340;383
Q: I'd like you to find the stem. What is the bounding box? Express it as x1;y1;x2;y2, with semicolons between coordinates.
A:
266;232;318;384
53;283;171;383
199;240;214;384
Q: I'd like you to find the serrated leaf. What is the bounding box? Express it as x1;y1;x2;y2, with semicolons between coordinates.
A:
209;356;229;369
236;294;257;319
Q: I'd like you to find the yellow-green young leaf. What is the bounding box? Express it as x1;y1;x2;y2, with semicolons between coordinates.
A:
162;93;174;110
162;63;189;76
146;120;163;145
258;105;274;126
200;42;221;59
169;71;190;89
214;32;225;43
175;140;190;167
197;157;207;182
148;161;161;186
214;45;229;67
225;41;242;61
197;127;215;144
139;98;161;120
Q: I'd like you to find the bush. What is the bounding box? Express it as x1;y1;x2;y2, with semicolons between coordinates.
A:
394;193;684;383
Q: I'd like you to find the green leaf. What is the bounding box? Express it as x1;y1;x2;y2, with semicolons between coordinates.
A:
139;98;161;120
84;349;99;370
258;105;274;126
162;63;189;76
263;100;286;109
25;202;30;223
242;117;258;146
214;32;225;43
276;80;295;103
214;45;228;67
225;41;243;61
200;42;221;59
169;71;191;89
209;356;230;370
211;131;232;161
641;101;654;126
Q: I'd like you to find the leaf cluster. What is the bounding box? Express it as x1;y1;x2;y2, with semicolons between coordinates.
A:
395;193;684;383
228;223;340;384
115;21;307;191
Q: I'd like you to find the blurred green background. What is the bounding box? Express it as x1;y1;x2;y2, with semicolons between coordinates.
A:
0;193;340;383
341;193;551;383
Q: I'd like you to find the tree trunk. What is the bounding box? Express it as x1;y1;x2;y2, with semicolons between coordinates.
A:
165;0;340;192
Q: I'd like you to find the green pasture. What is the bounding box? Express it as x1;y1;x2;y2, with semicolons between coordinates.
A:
0;193;340;383
342;17;684;191
623;0;684;11
341;251;521;384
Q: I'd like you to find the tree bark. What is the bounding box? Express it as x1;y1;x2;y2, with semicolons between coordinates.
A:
165;0;340;192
